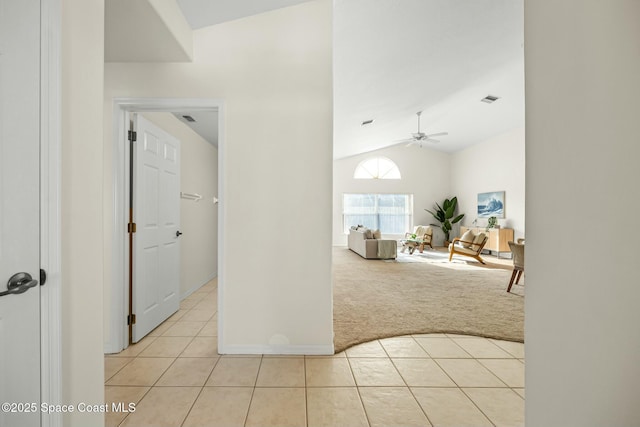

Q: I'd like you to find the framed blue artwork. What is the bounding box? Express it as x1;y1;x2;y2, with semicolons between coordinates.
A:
477;191;505;218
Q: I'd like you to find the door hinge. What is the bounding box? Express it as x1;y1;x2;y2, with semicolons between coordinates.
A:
127;314;136;325
127;223;137;233
128;130;137;142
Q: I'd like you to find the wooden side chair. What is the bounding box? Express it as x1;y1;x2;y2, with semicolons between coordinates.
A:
448;232;488;264
507;240;525;292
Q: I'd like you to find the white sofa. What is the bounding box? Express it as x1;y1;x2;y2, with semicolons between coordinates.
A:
348;227;397;259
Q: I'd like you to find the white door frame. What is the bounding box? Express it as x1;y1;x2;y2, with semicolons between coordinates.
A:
108;98;225;353
41;0;62;426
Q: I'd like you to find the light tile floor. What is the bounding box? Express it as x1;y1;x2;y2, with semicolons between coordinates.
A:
105;279;525;427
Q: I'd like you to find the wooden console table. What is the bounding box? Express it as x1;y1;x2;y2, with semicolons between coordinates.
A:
460;226;514;259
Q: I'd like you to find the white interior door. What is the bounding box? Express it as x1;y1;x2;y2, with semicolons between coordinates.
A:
132;114;181;342
0;1;42;426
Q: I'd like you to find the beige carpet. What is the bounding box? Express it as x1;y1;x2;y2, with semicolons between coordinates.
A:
332;247;524;353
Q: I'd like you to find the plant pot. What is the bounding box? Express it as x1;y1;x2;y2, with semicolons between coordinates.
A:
443;240;450;247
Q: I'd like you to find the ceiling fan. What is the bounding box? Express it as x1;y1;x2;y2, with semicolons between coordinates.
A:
395;111;448;147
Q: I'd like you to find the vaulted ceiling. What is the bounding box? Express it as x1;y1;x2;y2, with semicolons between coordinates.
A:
333;0;524;158
106;0;524;158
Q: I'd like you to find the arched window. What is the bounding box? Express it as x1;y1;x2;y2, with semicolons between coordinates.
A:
353;157;401;179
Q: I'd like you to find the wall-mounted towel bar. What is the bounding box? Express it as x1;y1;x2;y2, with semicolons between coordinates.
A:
180;192;203;202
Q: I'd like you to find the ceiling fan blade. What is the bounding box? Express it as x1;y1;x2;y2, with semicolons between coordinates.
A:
393;138;415;143
425;138;440;144
426;132;448;138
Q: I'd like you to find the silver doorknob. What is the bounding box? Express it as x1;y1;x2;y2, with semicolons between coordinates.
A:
0;272;38;297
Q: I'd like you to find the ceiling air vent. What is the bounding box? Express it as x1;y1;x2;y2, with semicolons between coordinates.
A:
182;115;196;122
361;119;375;126
481;95;500;104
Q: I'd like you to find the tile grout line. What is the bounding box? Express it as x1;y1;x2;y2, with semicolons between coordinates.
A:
430;351;502;427
303;356;309;427
172;283;215;427
432;336;514;425
414;335;474;359
389;336;434;426
104;357;136;383
345;351;373;427
459;387;498;427
242;354;264;427
306;352;368;424
179;385;206;427
511;386;525;401
476;358;525;389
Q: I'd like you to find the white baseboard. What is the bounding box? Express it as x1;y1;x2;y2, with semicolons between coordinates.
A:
219;344;335;355
104;340;118;354
181;272;217;300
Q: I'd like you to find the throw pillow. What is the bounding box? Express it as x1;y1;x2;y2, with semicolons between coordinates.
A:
372;229;382;239
364;229;374;239
471;233;486;251
460;230;475;248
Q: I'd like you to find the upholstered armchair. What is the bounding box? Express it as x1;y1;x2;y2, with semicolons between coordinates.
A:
507;240;525;292
448;231;488;264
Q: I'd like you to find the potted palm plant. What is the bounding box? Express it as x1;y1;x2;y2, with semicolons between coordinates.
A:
425;197;465;246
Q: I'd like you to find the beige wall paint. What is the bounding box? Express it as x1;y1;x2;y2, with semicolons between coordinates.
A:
140;112;218;296
525;1;640;425
333;145;451;246
61;0;105;425
451;127;525;240
104;0;333;353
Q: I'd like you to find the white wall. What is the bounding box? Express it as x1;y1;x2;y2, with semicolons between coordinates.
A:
525;1;640;426
451;127;525;240
61;0;105;425
104;0;333;354
333;144;451;246
140;112;218;296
